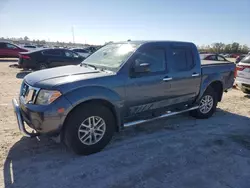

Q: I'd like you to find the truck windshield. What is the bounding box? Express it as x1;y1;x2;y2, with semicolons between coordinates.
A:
81;43;140;71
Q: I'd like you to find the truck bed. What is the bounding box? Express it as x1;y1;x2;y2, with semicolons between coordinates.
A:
201;60;235;91
201;60;234;66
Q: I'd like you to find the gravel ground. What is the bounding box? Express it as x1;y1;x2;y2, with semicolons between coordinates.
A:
0;61;250;188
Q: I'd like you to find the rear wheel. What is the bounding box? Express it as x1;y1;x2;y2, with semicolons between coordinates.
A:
63;103;115;155
190;87;218;119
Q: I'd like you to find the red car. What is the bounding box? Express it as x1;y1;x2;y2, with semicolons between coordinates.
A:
0;42;28;58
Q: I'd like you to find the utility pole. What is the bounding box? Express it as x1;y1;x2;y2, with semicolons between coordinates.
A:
71;26;75;44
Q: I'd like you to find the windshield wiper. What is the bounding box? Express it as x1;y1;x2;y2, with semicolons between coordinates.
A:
80;63;97;70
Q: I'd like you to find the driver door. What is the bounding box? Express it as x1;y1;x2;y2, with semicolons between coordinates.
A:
125;43;171;117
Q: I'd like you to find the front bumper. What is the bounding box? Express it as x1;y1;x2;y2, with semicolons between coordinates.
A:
12;95;72;137
12;98;40;137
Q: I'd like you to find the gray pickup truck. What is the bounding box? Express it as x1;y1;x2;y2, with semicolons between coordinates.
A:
12;41;235;155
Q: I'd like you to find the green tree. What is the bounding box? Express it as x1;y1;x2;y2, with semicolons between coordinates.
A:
24;36;29;41
231;42;240;53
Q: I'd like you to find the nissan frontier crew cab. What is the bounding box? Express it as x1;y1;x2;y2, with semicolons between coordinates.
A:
12;41;235;155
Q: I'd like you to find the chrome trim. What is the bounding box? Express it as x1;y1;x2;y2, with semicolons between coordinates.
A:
192;73;200;77
124;106;199;127
163;77;173;81
20;81;40;104
12;98;40;137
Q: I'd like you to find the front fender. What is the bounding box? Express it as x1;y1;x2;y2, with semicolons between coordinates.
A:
62;86;125;128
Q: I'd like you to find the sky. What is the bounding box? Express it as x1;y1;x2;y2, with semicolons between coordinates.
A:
0;0;249;45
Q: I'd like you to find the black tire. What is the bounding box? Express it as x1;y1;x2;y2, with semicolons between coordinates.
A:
190;87;218;119
63;103;115;155
37;63;48;70
241;88;250;94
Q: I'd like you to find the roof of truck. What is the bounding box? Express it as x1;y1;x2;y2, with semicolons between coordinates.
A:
114;40;195;45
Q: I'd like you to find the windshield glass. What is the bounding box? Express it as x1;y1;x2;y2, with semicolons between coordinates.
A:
81;43;140;71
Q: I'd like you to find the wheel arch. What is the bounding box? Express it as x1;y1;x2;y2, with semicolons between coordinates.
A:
199;80;224;102
62;98;122;135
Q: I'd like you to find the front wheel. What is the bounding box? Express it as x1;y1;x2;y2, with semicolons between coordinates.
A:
37;63;48;70
63;103;115;155
190;87;218;119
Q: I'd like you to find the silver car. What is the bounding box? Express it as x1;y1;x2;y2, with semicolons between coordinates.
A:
235;55;250;94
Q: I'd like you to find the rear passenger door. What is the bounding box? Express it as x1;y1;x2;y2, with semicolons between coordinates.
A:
165;45;201;105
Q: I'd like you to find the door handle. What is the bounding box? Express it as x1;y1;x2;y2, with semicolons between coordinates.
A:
192;73;200;77
163;77;173;81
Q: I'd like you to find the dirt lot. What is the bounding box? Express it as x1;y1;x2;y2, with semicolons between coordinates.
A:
0;60;250;188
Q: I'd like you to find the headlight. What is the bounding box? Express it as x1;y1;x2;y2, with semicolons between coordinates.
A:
36;90;62;105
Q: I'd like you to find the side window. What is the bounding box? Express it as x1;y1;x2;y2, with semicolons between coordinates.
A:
64;51;74;57
206;55;217;60
0;43;6;49
135;48;165;73
81;49;89;53
42;50;62;56
6;43;17;49
64;51;78;58
217;56;225;61
170;48;194;72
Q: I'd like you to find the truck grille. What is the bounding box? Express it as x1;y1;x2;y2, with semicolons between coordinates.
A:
20;82;39;104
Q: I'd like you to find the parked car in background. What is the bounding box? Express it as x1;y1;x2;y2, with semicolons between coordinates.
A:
235;54;246;64
235;55;250;94
230;54;240;58
0;42;28;57
84;46;98;53
224;54;230;58
200;54;230;62
23;45;36;49
23;45;37;51
12;41;235;155
18;48;84;70
71;48;91;58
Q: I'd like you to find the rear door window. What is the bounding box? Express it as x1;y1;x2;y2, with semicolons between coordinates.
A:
169;48;194;72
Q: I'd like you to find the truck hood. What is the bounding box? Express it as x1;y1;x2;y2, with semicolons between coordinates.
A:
24;65;107;86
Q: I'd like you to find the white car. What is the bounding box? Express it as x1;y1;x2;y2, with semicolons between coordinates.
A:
71;48;91;58
235;55;250;94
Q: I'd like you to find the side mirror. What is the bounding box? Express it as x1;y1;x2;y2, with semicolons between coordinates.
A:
133;59;150;73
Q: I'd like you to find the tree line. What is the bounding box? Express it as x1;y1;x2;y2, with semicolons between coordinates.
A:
198;42;250;54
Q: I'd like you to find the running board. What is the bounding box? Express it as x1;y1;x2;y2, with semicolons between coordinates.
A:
124;106;199;127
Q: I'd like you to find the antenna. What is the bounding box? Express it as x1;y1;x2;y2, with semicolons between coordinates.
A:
71;26;75;44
